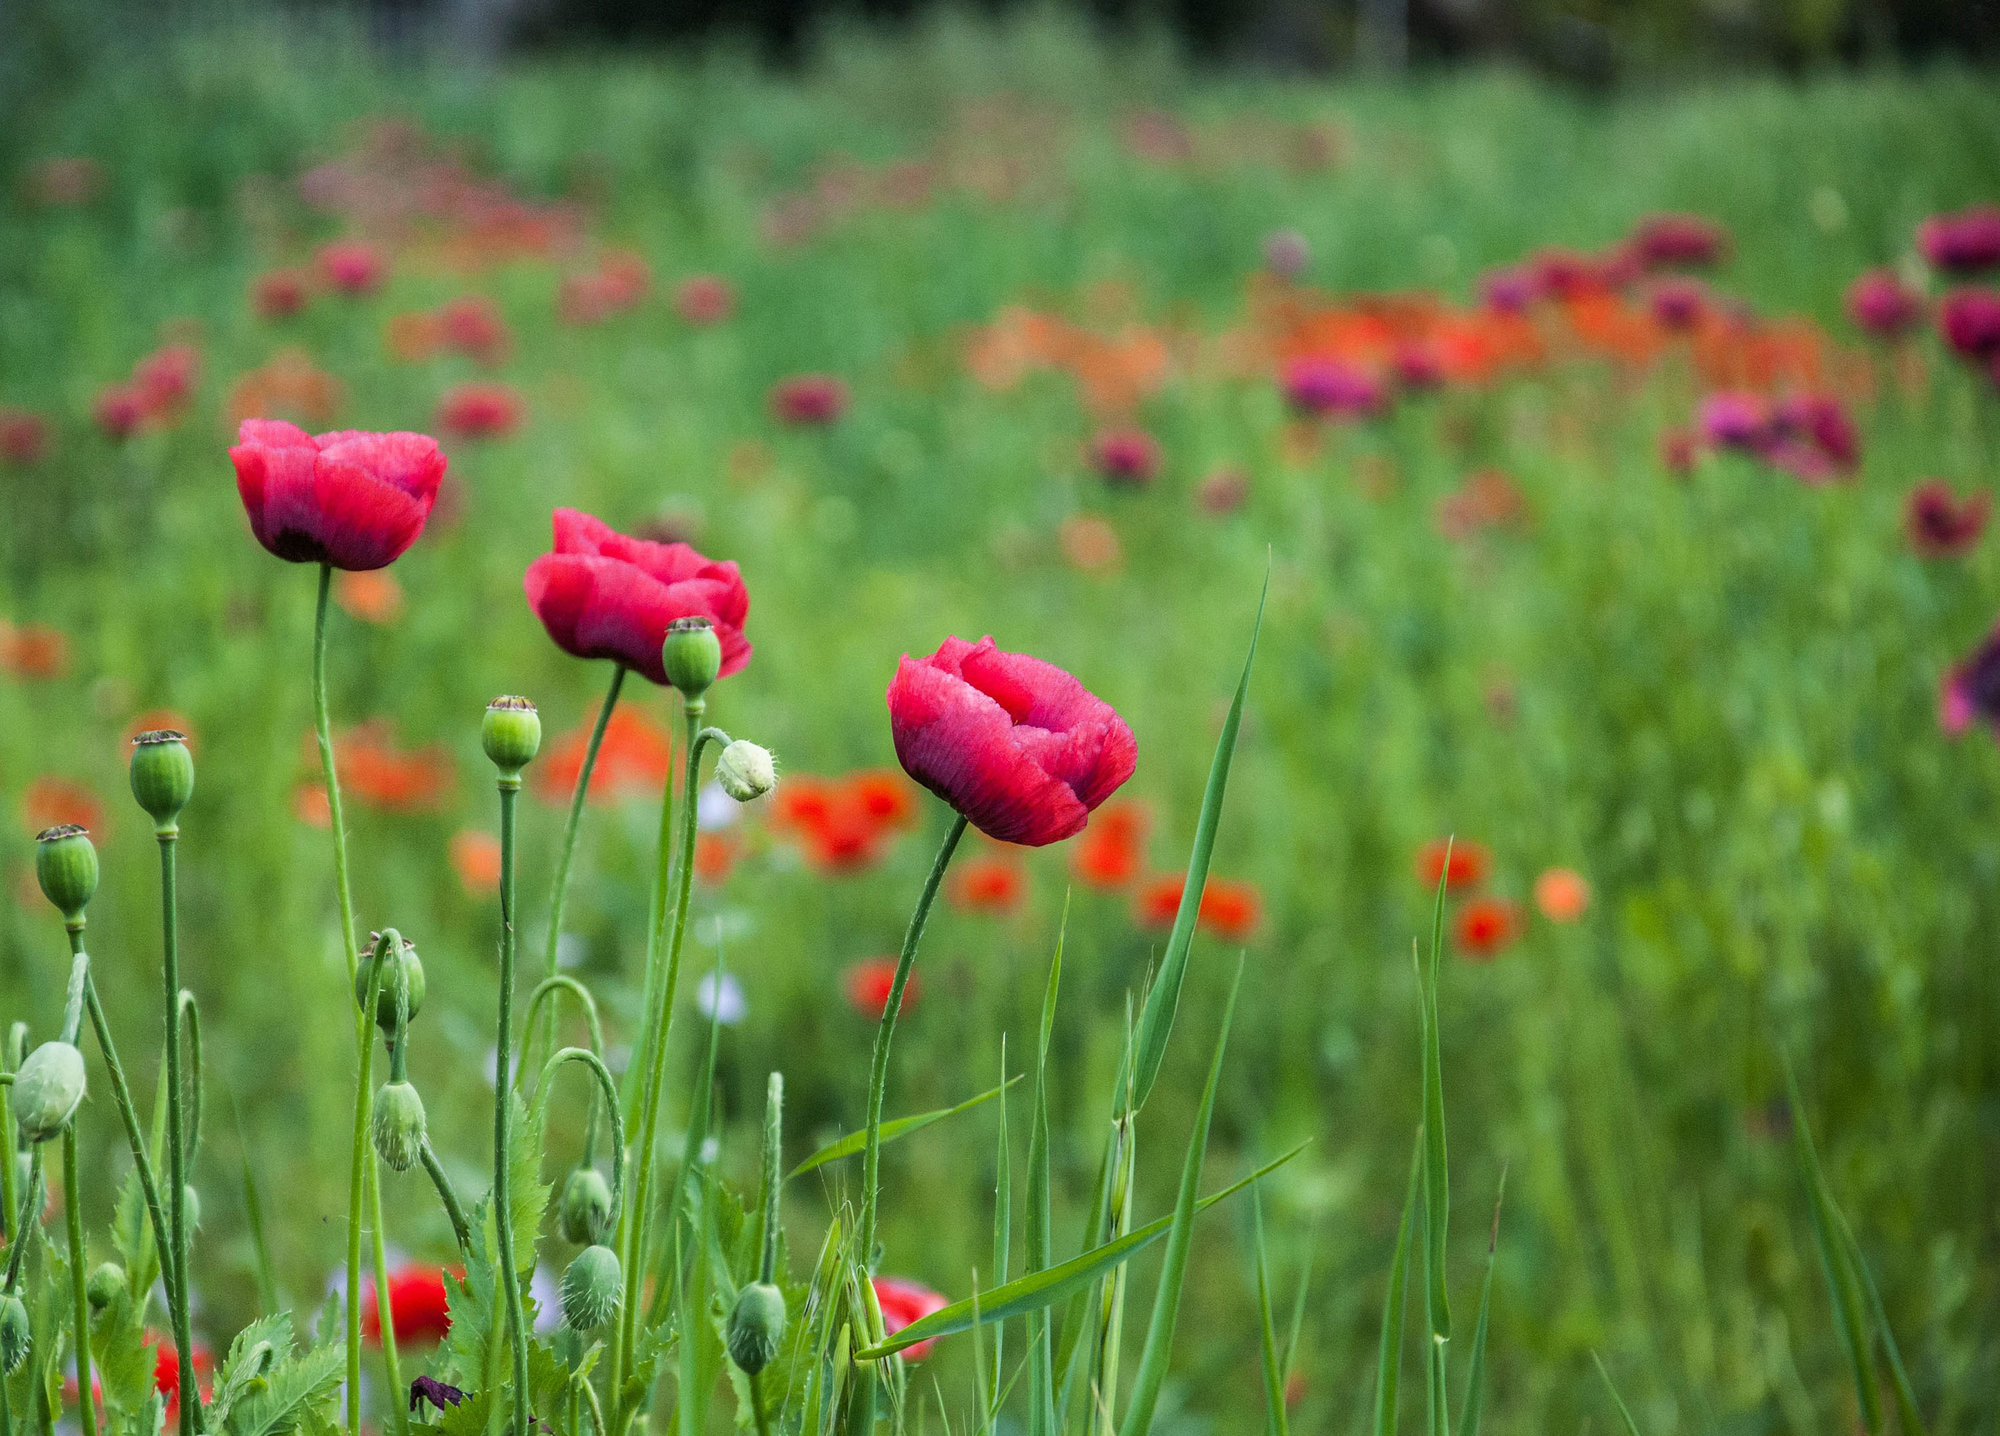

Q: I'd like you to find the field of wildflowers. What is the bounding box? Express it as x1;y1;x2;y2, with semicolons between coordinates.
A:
4;13;2000;1432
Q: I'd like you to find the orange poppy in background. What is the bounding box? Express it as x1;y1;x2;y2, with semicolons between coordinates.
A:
948;853;1025;914
335;570;404;625
845;958;917;1019
1198;877;1263;942
450;830;502;894
226;347;343;430
1454;898;1524;959
22;777;101;837
774;770;919;874
1;621;68;679
535;707;673;806
293;783;331;827
123;710;197;754
308;721;453;813
1415;838;1488;891
1135;872;1184;928
1072;801;1148;889
694;830;739;886
1533;867;1591;923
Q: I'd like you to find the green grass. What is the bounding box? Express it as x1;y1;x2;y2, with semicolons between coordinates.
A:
2;10;2000;1428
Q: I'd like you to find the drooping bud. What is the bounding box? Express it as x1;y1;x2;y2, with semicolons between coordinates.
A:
0;1293;28;1373
86;1263;127;1312
560;1244;621;1330
557;1167;613;1246
12;1040;86;1143
34;825;99;924
371;1081;427;1172
355;935;426;1032
715;740;776;803
661;617;721;699
481;697;541;785
129;730;195;833
726;1282;786;1376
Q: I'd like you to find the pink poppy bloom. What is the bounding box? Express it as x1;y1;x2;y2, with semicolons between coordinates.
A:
1089;427;1160;486
318;240;388;296
1939;289;2000;362
1845;268;1923;339
229;419;447;571
1942;620;2000;737
1630;212;1730;269
769;374;848;426
1283;357;1386;419
435;381;523;439
1918;206;2000;275
673;275;735;326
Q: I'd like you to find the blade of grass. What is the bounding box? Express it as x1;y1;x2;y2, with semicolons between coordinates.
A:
1837;1213;1926;1436
1419;847;1453;1348
1252;1184;1288;1436
1591;1352;1643;1436
1454;1169;1506;1436
1281;1213;1315;1380
857;1144;1308;1360
1128;567;1267;1114
989;1039;1011;1428
1028;918;1063;1436
790;1079;1023;1179
1375;1131;1423;1436
1117;956;1244;1436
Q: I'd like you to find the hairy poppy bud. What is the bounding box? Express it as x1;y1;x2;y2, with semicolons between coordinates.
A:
371;1081;427;1172
0;1293;28;1373
129;730;195;833
560;1244;621;1330
12;1040;86;1143
715;740;776;803
481;697;541;785
662;617;721;698
34;825;98;924
356;936;425;1032
557;1167;613;1246
726;1282;786;1376
86;1263;126;1312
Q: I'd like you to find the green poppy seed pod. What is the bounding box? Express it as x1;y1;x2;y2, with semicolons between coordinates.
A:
715;740;776;803
355;936;425;1032
560;1244;621;1331
182;1184;201;1231
34;825;99;924
371;1081;427;1172
481;696;541;784
0;1293;28;1374
12;1040;86;1143
86;1263;126;1312
129;730;195;833
726;1281;787;1376
661;617;721;698
557;1166;613;1246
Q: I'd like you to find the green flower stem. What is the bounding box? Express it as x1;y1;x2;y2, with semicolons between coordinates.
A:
0;1026;19;1241
858;811;969;1265
347;935;391;1436
367;1157;408;1436
313;563;362;987
518;978;605;1163
493;782;532;1436
174;993;202;1162
612;706;719;1432
418;1141;473;1257
63;1126;96;1436
4;1148;42;1289
154;830;199;1436
79;971;177;1313
530;1049;625;1220
542;663;627;1062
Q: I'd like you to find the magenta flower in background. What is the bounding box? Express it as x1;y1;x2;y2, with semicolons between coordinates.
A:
1263;228;1310;278
1918;206;2000;275
1630;212;1730;270
886;635;1136;847
1906;479;1991;558
1479;267;1535;314
769;373;848;426
1939;289;2000;362
1941;621;2000;736
1845;268;1924;339
1283;356;1386;419
674;274;735;326
435;381;524;440
317;240;388;296
1527;247;1600;301
1647;278;1707;332
230;420;447;571
1696;391;1770;452
1089;426;1160;486
1764;392;1860;485
1391;341;1445;391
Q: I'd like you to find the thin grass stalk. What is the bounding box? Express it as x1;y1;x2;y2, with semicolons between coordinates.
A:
1252;1185;1286;1436
1454;1172;1505;1436
988;1042;1009;1427
1025;934;1059;1436
1591;1353;1644;1436
541;663;627;1062
346;937;390;1436
493;782;532;1436
80;974;176;1314
1374;1133;1423;1436
229;1087;281;1315
154;827;198;1436
62;1128;95;1436
367;1157;407;1436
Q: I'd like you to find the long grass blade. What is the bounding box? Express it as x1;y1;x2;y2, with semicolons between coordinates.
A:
1252;1184;1289;1436
1128;567;1267;1113
1454;1169;1506;1436
1374;1131;1423;1436
1419;849;1452;1347
1837;1212;1926;1436
1591;1352;1643;1436
790;1078;1023;1179
1028;918;1063;1436
989;1039;1011;1427
1117;956;1243;1436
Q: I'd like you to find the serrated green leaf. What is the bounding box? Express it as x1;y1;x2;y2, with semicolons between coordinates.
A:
209;1313;296;1429
224;1343;343;1436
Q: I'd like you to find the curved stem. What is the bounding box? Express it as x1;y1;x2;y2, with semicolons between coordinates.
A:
531;1049;626;1228
4;1148;42;1289
516;978;605;1161
80;973;178;1315
418;1142;473;1257
156;833;199;1436
493;784;532;1436
858;812;968;1264
63;1128;97;1436
541;664;627;1064
347;934;391;1436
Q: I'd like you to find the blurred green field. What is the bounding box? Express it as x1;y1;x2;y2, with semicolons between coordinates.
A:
4;13;2000;1429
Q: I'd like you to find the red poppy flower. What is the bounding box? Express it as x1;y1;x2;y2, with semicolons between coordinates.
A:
1072;800;1148;889
1454;898;1523;959
252;269;312;319
0;409;49;467
846;958;917;1019
1089;427;1160;487
1630;212;1729;270
694;830;739;885
887;636;1136;847
362;1263;456;1346
2;622;68;679
450;830;502;894
1533;867;1590;923
948;853;1025;914
772;772;914;874
1846;268;1922;339
150;1336;214;1428
769;374;848;426
872;1276;947;1361
1907;480;1991;558
318;240;388;295
437;296;511;365
848;770;917;831
319;722;455;813
1283;357;1385;419
1939;289;2000;363
22;776;100;836
435;381;523;439
674;275;735;326
1198;877;1263;942
1415;839;1488;891
229;419;447;571
522;508;750;687
1134;872;1183;928
535;707;674;805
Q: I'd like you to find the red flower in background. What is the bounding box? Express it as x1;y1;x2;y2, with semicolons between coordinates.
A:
450;830;502;894
1072;800;1148;888
694;830;740;885
1415;839;1488;891
1131;872;1262;941
674;275;735;326
318;240;388;295
1630;212;1730;270
772;770;916;873
1533;867;1591;923
252;268;313;319
1906;480;1991;558
0;409;49;466
769;374;849;426
94;385;146;440
362;1263;456;1345
134;344;199;418
230;419;447;571
1845;268;1923;339
1283;356;1385;419
535;707;675;805
1941;621;2000;738
1939;289;2000;362
1918;206;2000;275
309;722;453;813
846;958;917;1019
948;853;1026;913
1089;427;1160;487
149;1337;214;1429
1646;278;1707;332
1134;872;1183;928
1454;897;1523;959
22;776;100;836
872;1277;947;1361
1762;391;1859;485
887;636;1136;847
335;569;404;625
1;621;68;679
436;381;523;440
437;296;511;365
523;508;750;687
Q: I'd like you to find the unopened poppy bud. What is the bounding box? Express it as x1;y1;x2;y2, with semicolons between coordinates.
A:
34;825;99;924
12;1040;86;1143
86;1263;126;1311
662;617;721;698
726;1282;786;1376
557;1167;613;1246
355;937;425;1032
371;1081;427;1172
715;740;776;803
560;1244;621;1330
0;1293;28;1373
129;730;195;833
481;697;541;784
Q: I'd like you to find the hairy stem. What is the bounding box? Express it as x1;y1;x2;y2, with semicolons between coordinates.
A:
367;1156;407;1436
63;1128;96;1436
156;834;199;1436
347;938;390;1436
494;785;532;1436
313;563;362;986
541;664;627;1062
80;972;177;1314
419;1142;473;1257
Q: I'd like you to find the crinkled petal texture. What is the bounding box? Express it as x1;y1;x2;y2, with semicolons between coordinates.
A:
522;507;750;686
887;636;1136;846
230;420;446;571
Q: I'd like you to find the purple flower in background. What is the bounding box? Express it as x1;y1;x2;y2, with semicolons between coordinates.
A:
1845;268;1924;339
1918;206;2000;275
1697;391;1769;452
1942;621;2000;736
1263;228;1310;279
1630;212;1730;269
1283;356;1386;419
1765;392;1860;485
1648;278;1707;332
1939;289;2000;362
1479;267;1535;314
